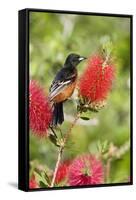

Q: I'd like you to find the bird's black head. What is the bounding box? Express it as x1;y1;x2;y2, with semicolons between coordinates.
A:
64;53;87;68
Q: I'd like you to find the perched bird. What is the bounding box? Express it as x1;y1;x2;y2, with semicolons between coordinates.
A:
49;53;86;126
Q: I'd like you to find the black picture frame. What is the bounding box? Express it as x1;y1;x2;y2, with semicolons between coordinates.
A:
18;8;133;192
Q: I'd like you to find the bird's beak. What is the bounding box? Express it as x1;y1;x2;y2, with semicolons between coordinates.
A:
78;56;87;61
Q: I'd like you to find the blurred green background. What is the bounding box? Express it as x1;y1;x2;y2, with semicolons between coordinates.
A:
29;11;131;184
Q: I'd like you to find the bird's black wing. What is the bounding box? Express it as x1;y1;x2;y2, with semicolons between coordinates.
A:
49;67;76;101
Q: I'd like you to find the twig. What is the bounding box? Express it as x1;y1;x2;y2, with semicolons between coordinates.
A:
63;112;81;144
50;146;63;187
114;140;130;159
64;114;98;126
103;140;130;160
104;140;130;182
50;112;81;187
105;158;111;182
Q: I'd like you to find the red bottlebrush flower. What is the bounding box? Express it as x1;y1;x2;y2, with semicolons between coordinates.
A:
55;160;71;185
79;55;115;102
29;80;52;137
68;154;104;186
29;175;39;189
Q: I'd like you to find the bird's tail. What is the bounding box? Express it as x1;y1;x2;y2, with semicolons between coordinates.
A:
51;102;64;126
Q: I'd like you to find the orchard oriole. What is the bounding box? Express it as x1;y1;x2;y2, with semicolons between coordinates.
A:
49;53;86;126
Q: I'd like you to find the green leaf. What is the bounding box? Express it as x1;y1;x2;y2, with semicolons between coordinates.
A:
80;110;92;120
43;171;51;186
89;107;99;113
34;171;50;187
97;140;109;154
80;116;90;120
49;134;60;147
39;181;48;188
34;171;43;183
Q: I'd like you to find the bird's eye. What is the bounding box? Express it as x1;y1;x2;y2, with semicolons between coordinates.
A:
75;56;79;60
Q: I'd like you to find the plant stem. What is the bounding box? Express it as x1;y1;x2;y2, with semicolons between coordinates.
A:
50;112;81;187
50;146;63;187
63;112;81;144
105;158;111;183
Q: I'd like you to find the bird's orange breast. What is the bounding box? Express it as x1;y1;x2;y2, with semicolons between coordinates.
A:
52;80;77;103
